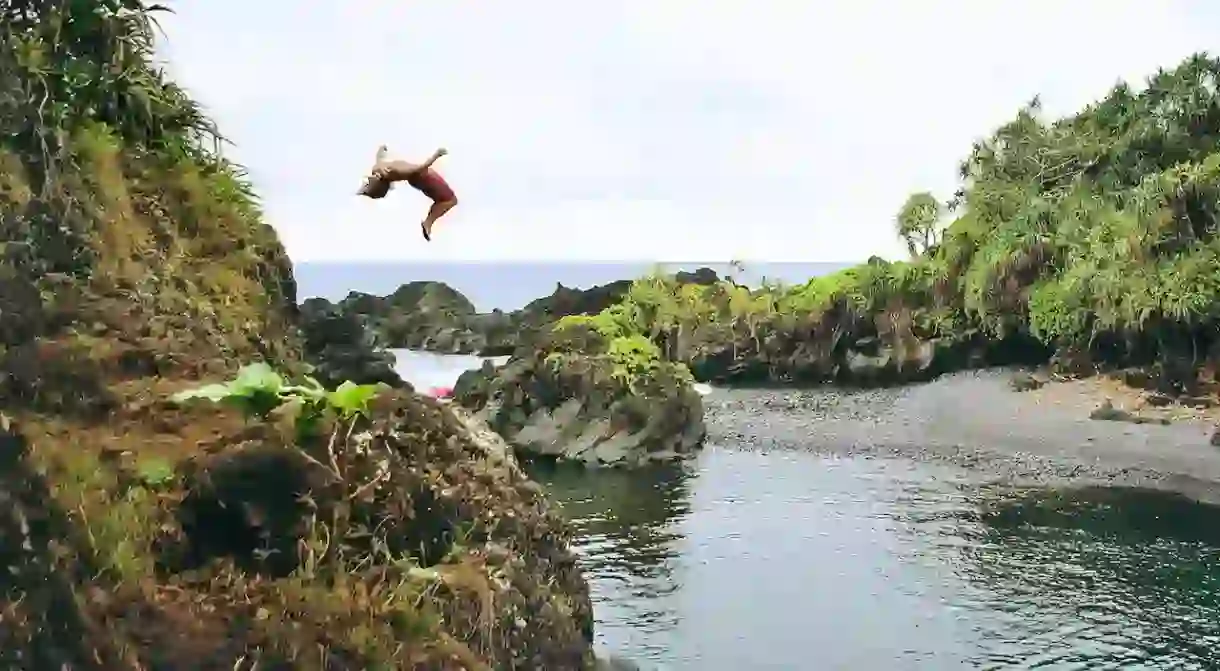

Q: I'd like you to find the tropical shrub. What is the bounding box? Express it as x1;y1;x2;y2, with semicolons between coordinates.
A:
172;362;387;442
564;55;1220;390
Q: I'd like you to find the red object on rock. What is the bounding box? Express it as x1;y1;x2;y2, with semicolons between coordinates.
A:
428;386;454;399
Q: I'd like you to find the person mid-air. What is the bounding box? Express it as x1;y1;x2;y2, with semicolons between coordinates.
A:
357;145;457;241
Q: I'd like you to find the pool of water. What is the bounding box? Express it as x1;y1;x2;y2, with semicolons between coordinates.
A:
391;348;507;392
396;351;1220;670
531;451;1220;670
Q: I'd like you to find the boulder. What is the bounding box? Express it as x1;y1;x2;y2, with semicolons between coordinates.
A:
455;325;706;467
1088;399;1171;425
1009;370;1048;392
298;297;404;389
838;336;952;386
336;282;487;354
594;652;644;670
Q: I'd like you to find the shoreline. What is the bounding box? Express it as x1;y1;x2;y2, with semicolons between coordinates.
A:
701;368;1220;504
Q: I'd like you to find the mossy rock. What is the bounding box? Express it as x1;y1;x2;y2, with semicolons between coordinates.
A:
457;326;706;467
0;386;596;669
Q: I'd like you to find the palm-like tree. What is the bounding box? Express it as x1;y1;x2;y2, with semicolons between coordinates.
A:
2;0;220;163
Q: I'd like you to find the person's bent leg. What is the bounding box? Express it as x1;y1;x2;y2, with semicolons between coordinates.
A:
420;198;458;241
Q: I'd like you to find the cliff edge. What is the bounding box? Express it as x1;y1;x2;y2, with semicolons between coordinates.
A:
0;4;592;668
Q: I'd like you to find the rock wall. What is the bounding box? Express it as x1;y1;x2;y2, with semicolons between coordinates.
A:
454;325;706;467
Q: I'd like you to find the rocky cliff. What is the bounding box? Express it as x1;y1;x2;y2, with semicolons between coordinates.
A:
453;311;707;467
0;4;593;668
325;282;492;355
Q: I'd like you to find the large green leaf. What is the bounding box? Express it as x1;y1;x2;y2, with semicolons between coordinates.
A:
170;383;229;404
281;375;327;402
230;363;284;395
327;381;385;419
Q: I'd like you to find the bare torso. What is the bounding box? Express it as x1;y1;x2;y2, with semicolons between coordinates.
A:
375;159;425;181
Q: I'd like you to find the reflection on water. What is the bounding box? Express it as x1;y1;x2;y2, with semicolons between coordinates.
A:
532;449;1220;670
526;461;693;660
955;487;1220;669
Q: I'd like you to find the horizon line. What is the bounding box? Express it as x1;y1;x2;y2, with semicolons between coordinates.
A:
294;259;868;265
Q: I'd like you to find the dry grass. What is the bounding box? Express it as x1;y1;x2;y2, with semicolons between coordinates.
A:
0;122;304;387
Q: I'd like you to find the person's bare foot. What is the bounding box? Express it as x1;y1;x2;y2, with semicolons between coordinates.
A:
421;221;432;241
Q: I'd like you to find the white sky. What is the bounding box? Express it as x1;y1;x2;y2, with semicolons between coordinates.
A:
156;1;1216;262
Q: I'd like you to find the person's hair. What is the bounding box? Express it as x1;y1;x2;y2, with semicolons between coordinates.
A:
357;175;391;199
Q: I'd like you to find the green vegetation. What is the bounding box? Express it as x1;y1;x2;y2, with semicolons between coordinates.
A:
172;362;387;441
545;258;963;385
561;54;1220;394
1;0;301;398
896;191;944;257
548;298;695;395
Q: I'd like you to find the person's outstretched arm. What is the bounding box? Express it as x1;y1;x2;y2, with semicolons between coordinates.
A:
373;148;447;181
417;147;447;171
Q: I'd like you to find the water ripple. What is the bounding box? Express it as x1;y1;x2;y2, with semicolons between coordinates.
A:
532;453;1220;670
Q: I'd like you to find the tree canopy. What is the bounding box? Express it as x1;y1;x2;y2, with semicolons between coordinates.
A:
938;53;1220;350
581;53;1220;390
895;191;943;257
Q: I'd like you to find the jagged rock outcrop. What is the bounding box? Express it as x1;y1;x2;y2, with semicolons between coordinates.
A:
480;279;637;356
454;324;706;467
316;269;726;359
309;281;488;354
308;277;636;357
673;267;719;286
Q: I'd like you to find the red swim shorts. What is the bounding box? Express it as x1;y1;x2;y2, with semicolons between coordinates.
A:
407;170;456;202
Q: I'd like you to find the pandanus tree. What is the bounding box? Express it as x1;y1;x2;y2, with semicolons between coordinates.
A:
894;191;943;258
1;0;222;174
0;0;267;276
906;52;1220;384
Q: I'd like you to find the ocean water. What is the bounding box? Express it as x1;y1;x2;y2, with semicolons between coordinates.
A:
295;261;853;310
